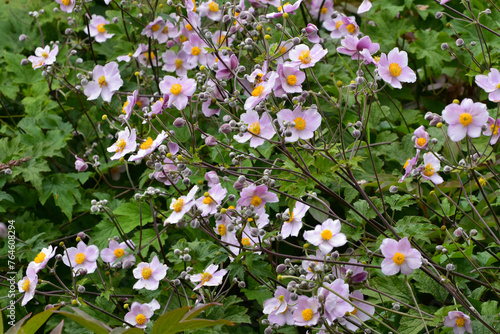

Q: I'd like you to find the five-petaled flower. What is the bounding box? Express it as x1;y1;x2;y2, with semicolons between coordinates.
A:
190;264;227;290
166;186;199;225
303;219;347;255
443;311;473;334
133;255;168;290
442;98;489;142
62;241;99;276
107;128;137;160
378;48;416;89
124;299;160;328
159;75;197;111
84;62;124;102
380;237;422;275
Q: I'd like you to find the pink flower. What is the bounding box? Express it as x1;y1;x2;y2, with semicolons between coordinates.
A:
305;24;321;43
182;34;208;66
84;62;123;102
483;117;500;145
74;156;88;172
420;152;443;185
442;98;489;142
101;240;136;268
133;44;162;68
165;186;199;225
399;150;420;183
289;44;327;69
205;171;220;187
196;183;227;216
338;290;375;331
413;125;430;150
190;264;227;290
84;15;114;43
30;245;57;273
302;250;323;280
141;17;166;39
266;0;302;18
378;48;416;89
159;75;197;111
244;72;279;110
292;296;320;326
157;14;180;44
380;237;422;275
337;35;379;61
62;241;99;276
202;80;224;117
332;259;368;283
199;0;223;21
237;184;279;209
324;15;359;39
18;263;37;306
281;201;309;238
162;50;196;77
133;255;168;290
234;110;276;148
107;128;137;160
216;54;239;80
444;311;473;334
55;0;75;13
214;215;238;245
28;45;58;69
128;131;168;162
124;299;160;328
263;286;295;326
358;0;372;13
303;219;347;255
121;90;138;123
318;279;354;323
277;106;321;142
274;64;306;97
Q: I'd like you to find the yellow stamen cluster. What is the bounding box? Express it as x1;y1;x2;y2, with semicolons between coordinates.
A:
250;195;262;207
392;252;405;265
141;267;152;279
97;23;106;33
389;63;402;77
75;253;86;264
34;252;46;264
286;75;297;86
248;122;261;135
321;229;333;240
459;113;473;127
299;50;311;64
170;84;183;95
140;137;154;150
114;248;125;258
173;198;184;212
294;117;306;130
200;272;213;285
302;308;314;321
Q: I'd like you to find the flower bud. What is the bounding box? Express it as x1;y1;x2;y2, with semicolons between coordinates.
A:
173;117;186;128
441;43;449;50
455;39;464;47
205;135;217;147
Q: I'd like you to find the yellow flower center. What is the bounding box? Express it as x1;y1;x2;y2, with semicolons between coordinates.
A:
491;124;499;135
478;177;486;186
97;23;106;34
179;35;188;43
321;229;333;240
22;279;30;292
248;122;261;135
423;163;435;177
42;52;48;58
170;83;183;95
61;0;71;5
351;308;358;315
122;101;129;114
321;6;328;14
294;117;306;130
389;63;402;77
373;55;380;63
114;248;125;258
141;267;152;279
459;113;473;127
218;35;227;45
403;159;410;169
299;50;311;64
203;196;213;205
185;24;193;31
140;137;154;150
173;198;184;212
162;26;169;34
346;24;356;33
336;21;343;30
241;237;251;247
175;58;183;69
252;85;264;97
286;211;294;223
286;75;297;86
217;224;226;236
144;52;155;60
151;24;160;32
250;195;262;207
280;46;287;54
302;308;313;321
416;138;426;147
392;252;405;265
201;272;213;285
137;100;143;108
191;46;201;56
115;139;127;153
98;76;107;87
497;83;500;89
277;2;290;11
34;252;46;264
136;314;146;325
75;253;86;264
456;318;465;327
209;2;219;11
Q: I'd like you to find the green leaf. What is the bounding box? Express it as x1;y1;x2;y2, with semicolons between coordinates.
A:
413;270;449;302
5;313;32;334
40;174;84;219
53;309;110;334
151;303;234;334
113;201;154;233
20;305;61;334
385;194;415;211
363;276;412;304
